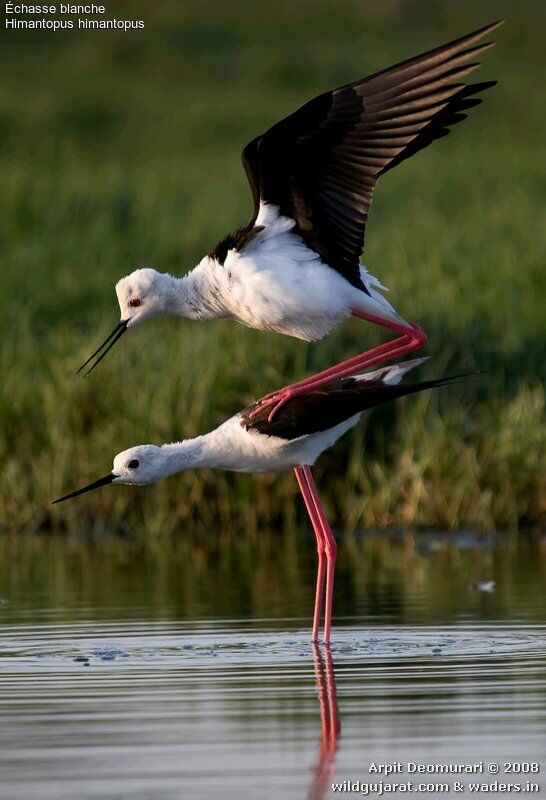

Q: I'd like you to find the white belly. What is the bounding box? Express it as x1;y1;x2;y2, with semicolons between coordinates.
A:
221;240;354;341
193;203;401;341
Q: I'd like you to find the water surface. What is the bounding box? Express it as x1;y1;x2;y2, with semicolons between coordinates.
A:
0;531;545;799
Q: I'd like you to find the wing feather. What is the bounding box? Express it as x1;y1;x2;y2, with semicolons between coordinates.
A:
241;370;457;440
241;21;502;289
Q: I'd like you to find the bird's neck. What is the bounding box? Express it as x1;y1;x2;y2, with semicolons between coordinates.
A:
169;259;227;320
158;432;223;476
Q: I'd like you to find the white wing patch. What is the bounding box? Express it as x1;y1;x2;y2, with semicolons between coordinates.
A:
352;357;429;386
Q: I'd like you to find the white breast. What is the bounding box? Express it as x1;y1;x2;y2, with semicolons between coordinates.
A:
197;207;355;341
193;203;399;340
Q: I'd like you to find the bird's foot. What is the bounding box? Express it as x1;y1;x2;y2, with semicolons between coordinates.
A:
249;385;302;422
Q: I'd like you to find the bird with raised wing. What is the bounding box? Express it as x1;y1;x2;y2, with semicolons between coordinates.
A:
55;358;460;644
79;21;501;422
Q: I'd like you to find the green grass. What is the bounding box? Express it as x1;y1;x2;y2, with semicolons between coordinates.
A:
1;0;545;536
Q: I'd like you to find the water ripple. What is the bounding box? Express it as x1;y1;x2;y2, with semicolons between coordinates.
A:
0;618;545;799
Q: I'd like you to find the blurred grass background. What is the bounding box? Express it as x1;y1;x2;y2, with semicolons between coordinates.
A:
1;0;545;537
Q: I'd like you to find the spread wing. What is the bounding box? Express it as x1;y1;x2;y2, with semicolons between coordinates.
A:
241;20;502;290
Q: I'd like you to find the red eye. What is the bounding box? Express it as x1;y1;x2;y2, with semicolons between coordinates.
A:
129;298;141;308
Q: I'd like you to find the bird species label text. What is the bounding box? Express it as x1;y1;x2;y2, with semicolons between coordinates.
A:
4;3;145;30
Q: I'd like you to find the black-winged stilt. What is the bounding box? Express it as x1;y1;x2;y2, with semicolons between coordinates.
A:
55;358;460;644
79;21;501;422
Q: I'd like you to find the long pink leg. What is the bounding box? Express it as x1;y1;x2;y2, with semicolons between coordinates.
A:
294;467;326;643
251;314;427;422
301;466;337;645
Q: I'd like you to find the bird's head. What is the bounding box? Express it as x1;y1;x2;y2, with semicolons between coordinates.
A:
78;268;175;375
115;268;174;328
53;444;167;504
111;445;167;485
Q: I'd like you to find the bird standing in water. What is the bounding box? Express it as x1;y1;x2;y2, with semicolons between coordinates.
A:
55;358;459;644
79;22;501;422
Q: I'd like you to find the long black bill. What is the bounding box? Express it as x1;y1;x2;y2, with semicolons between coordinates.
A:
77;320;128;377
53;473;115;504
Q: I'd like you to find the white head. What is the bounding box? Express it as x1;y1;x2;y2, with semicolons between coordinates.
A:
111;444;167;485
115;268;175;328
53;441;204;504
78;268;176;375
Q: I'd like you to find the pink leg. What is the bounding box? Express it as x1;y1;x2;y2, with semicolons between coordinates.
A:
294;467;326;643
252;314;427;422
301;466;337;645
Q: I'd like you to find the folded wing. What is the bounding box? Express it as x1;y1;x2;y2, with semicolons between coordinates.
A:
241;360;461;440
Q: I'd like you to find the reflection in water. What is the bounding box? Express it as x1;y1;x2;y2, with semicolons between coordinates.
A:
1;530;544;626
0;532;545;799
309;645;340;800
0;620;545;798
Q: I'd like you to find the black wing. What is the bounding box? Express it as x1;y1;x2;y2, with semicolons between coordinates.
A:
241;20;502;290
241;373;458;441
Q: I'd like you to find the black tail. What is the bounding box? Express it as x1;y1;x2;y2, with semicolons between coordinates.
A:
242;371;477;441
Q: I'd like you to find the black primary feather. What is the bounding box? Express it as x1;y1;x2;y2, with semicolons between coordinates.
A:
237;21;502;290
241;373;467;441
